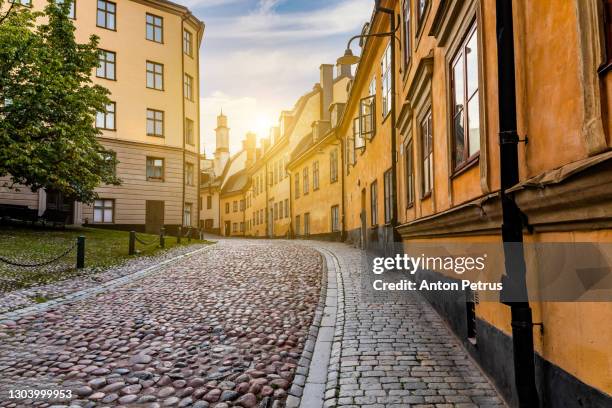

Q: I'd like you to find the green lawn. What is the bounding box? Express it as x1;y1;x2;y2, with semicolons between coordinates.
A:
0;226;208;292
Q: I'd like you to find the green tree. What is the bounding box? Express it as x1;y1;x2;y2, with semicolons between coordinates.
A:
0;0;120;204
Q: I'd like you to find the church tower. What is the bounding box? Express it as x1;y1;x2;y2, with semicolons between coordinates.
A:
214;110;230;176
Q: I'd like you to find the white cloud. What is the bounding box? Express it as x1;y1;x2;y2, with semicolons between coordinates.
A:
206;0;372;40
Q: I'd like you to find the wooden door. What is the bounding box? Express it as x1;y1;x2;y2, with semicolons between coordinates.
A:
46;190;74;224
145;200;164;234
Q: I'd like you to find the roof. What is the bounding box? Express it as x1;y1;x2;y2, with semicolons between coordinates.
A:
290;133;314;163
220;169;250;196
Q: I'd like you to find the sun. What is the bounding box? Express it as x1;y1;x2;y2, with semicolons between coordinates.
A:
253;114;276;140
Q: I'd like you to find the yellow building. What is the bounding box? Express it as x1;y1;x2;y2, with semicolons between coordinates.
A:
0;0;204;235
288;62;351;240
387;0;612;406
337;3;400;252
219;170;250;237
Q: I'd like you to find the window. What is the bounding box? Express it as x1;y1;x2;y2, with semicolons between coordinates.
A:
417;0;428;32
369;76;376;96
347;134;355;170
331;205;340;232
240;222;244;232
185;163;194;186
381;43;392;117
284;199;289;218
451;23;480;169
96;102;115;130
93;199;114;223
370;180;378;226
225;202;230;213
146;13;163;43
354;117;365;153
146;109;164;137
360;95;376;140
146;61;163;90
12;0;32;6
184;74;194;101
183;203;192;226
295;215;301;236
605;0;612;69
402;0;410;66
185;118;195;145
313;161;319;190
146;157;164;181
240;199;245;211
421;110;433;197
103;151;117;178
96;50;115;80
304;213;310;236
183;29;193;56
384;169;393;224
57;0;75;19
274;203;278;220
96;0;115;30
330;149;338;183
206;195;212;209
303;168;309;195
233;222;237;233
405;140;415;207
279;201;284;219
295;176;300;199
233;201;237;212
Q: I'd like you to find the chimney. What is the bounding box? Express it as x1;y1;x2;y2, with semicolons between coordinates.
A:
320;64;333;121
244;132;257;168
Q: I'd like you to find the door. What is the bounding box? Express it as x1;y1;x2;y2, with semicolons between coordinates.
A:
145;200;164;234
46;190;74;224
224;221;231;236
267;206;274;237
360;188;367;250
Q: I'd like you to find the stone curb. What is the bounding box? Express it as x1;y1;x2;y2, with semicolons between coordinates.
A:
285;248;330;408
0;244;215;322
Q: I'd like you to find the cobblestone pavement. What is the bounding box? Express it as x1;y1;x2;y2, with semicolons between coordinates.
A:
0;239;322;408
301;242;506;408
0;243;211;314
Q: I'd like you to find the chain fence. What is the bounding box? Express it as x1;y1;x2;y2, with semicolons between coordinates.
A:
134;233;159;247
0;239;78;268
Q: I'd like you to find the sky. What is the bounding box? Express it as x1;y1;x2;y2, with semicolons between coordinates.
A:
176;0;374;156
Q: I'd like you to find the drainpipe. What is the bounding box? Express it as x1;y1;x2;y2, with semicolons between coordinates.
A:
495;1;539;406
337;131;346;241
375;1;400;248
180;16;187;231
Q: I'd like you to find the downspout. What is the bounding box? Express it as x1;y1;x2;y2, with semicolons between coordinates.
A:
180;16;187;230
337;131;346;241
375;1;400;246
495;1;540;406
195;20;202;231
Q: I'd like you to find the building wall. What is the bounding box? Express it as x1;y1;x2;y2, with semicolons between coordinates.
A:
249;164;268;237
199;189;219;231
267;143;292;238
338;4;398;250
2;0;203;230
392;0;612;405
290;138;342;240
219;191;246;237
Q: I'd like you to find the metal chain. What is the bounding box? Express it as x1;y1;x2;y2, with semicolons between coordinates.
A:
134;234;159;247
0;239;78;268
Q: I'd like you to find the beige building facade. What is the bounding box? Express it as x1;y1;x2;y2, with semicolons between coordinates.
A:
0;0;204;234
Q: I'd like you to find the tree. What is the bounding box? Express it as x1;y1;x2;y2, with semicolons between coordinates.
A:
0;0;120;204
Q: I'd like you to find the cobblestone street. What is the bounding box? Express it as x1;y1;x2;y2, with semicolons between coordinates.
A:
0;239;505;408
0;240;322;408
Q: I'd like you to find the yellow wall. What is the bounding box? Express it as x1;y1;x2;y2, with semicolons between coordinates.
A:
290;138;342;237
220;191;246;236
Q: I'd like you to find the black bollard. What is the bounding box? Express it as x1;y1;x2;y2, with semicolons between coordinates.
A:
76;236;85;269
188;227;192;243
160;227;165;248
129;231;136;255
177;226;182;244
